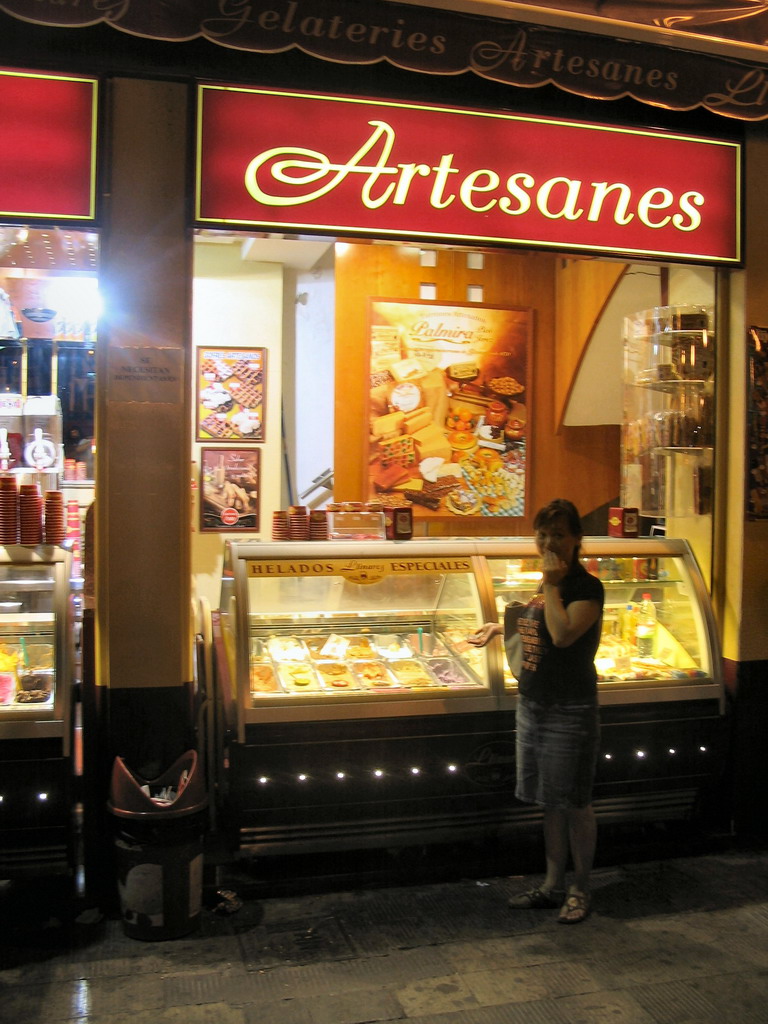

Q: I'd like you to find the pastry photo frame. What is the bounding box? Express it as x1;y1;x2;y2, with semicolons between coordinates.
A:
196;346;266;443
200;447;260;532
367;298;532;520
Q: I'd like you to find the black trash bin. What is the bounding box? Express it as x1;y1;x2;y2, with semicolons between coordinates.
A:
108;750;208;941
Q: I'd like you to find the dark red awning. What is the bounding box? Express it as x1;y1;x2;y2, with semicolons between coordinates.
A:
3;0;768;121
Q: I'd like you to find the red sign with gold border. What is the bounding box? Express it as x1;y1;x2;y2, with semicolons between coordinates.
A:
196;85;741;264
0;68;98;222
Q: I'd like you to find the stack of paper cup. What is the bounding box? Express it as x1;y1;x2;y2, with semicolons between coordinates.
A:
19;483;43;545
44;490;66;545
272;510;289;541
288;505;308;541
309;509;328;540
0;476;18;544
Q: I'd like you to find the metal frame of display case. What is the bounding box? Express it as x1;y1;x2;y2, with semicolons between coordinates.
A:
212;537;725;857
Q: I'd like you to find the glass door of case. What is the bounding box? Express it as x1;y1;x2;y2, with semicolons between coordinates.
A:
486;541;721;705
219;545;494;722
0;548;72;744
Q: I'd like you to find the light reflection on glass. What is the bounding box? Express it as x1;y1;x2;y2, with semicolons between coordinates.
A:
71;979;91;1017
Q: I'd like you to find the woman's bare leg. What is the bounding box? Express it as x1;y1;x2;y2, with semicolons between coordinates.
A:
567;803;597;894
542;807;569;892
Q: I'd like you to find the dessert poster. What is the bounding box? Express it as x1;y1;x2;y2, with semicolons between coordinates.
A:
196;346;266;442
200;448;260;532
368;299;531;518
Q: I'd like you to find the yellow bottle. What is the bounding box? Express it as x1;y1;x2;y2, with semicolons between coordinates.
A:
621;603;638;646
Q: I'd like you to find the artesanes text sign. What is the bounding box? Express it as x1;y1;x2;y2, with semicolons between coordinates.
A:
196;86;741;264
1;68;98;222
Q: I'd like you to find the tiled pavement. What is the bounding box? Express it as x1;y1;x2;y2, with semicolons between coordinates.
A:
1;842;767;1024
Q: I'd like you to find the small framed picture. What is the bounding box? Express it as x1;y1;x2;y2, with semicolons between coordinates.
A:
196;346;266;442
200;448;260;532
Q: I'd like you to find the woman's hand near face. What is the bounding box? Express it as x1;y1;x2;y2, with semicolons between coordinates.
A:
539;549;600;647
541;549;568;586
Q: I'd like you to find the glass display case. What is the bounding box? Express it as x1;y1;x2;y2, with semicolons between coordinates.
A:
214;538;724;856
218;536;722;731
218;542;499;734
621;304;715;525
0;543;76;877
0;544;74;744
489;539;721;706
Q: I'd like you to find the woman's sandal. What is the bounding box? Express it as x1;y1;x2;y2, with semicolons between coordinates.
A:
508;886;566;909
557;890;591;924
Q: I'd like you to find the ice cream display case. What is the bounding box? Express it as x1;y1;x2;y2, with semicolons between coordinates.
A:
213;538;724;856
0;544;76;875
489;538;723;708
217;541;498;731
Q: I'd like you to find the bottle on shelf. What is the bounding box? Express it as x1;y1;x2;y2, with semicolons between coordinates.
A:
635;593;657;657
621;602;637;645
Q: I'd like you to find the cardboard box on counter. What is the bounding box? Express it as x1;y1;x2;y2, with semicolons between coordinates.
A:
608;507;639;537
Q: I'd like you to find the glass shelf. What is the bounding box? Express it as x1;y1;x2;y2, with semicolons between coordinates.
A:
645;329;711;347
653;446;712;455
633;378;710;393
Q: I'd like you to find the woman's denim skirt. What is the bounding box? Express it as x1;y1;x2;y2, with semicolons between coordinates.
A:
515;695;600;809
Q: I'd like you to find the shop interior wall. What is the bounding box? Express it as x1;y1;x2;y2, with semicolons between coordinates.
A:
334;242;620;535
555;259;626;431
191;243;283;607
280;246;336;511
561;261;717;587
564;264;716;426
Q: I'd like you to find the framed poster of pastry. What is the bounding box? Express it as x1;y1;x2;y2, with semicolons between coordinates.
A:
196;346;266;442
200;448;260;532
368;298;532;520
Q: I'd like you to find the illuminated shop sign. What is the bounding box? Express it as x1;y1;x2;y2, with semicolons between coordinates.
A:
0;68;98;222
196;86;741;264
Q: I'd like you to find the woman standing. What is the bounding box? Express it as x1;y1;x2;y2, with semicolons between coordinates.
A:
469;499;604;924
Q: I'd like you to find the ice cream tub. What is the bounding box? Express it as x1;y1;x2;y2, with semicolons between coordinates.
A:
0;671;16;704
